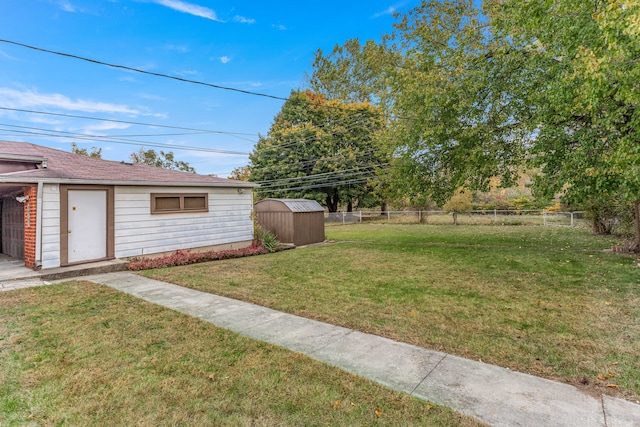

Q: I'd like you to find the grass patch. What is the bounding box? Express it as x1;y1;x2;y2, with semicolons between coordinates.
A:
142;224;640;401
0;282;482;426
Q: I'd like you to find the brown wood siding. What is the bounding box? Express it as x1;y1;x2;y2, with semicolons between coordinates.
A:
255;211;294;243
292;212;325;246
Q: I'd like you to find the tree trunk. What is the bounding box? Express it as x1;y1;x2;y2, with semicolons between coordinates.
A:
347;201;353;213
325;190;339;213
380;201;387;216
453;211;458;225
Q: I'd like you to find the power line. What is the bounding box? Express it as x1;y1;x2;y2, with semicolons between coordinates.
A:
257;178;373;193
0;40;289;102
0;126;250;155
0;106;258;141
0;40;399;119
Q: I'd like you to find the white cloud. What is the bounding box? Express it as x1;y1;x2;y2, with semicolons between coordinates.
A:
137;92;166;101
221;81;263;88
164;44;189;53
0;49;18;61
174;69;199;76
220;56;231;64
272;24;286;30
233;15;255;24
0;88;140;115
55;0;78;12
82;122;131;132
372;2;407;18
151;0;222;21
26;116;62;126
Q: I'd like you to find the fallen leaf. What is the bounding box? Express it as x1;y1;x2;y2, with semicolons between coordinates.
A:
351;402;355;407
374;408;383;418
208;374;215;381
607;384;619;389
605;301;612;305
597;374;606;380
612;362;619;365
333;401;341;411
608;372;615;377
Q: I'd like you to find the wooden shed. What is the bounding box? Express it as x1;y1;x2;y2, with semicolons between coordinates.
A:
254;198;325;246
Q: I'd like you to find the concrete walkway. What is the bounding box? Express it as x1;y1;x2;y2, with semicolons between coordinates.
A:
6;272;640;426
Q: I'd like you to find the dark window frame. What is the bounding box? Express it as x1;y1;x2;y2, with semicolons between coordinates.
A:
150;193;209;214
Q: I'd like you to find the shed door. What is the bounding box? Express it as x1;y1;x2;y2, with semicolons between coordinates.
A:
67;190;107;263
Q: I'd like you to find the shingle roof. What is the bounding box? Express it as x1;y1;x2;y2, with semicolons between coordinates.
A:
0;141;256;187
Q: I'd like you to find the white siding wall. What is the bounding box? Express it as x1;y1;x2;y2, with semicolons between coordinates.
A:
114;186;253;258
40;183;61;269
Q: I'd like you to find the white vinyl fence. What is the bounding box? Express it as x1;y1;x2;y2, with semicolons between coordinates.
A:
325;210;585;227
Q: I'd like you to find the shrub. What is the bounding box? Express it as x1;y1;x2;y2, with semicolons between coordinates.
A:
254;224;280;253
129;244;268;271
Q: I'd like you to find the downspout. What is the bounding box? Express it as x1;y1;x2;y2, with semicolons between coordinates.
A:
35;181;43;268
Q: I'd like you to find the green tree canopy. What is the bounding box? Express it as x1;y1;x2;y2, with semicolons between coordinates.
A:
129;148;196;173
70;142;102;158
228;165;251;182
249;90;389;212
309;0;640;246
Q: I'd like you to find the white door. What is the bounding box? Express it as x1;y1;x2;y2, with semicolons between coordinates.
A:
68;190;107;263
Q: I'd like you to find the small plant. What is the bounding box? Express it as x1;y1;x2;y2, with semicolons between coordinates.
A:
254;224;279;253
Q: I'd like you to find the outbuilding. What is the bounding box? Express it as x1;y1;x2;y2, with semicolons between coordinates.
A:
0;141;257;270
254;198;325;246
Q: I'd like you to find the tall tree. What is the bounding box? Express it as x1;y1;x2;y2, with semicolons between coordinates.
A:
249;90;388;212
489;0;640;247
310;0;640;247
306;39;392;105
70;142;102;158
129;148;196;173
228;165;251;181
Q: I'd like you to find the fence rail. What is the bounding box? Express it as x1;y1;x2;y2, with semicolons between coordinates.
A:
325;210;585;227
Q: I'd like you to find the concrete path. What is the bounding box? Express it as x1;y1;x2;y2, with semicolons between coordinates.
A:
8;272;640;426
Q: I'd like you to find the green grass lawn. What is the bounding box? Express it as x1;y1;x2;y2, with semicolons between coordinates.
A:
0;282;482;426
142;224;640;401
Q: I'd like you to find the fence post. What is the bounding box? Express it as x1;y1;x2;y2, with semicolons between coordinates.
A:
342;212;345;225
494;209;497;222
387;210;390;223
570;212;574;227
543;211;547;226
359;210;362;223
419;210;422;224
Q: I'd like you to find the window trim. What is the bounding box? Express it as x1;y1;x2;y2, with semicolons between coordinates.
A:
150;193;209;214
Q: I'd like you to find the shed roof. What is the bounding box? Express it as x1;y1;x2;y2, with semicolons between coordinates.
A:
258;198;324;213
0;141;257;188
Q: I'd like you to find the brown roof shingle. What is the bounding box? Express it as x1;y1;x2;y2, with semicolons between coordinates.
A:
0;141;255;187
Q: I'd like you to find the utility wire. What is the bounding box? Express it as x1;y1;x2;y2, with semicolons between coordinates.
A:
0;106;258;140
0;40;289;102
0;127;250;155
258;178;373;193
0;40;399;119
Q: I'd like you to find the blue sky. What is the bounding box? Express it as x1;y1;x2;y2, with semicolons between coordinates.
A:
0;0;410;177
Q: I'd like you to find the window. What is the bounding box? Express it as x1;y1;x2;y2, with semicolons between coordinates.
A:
151;193;208;214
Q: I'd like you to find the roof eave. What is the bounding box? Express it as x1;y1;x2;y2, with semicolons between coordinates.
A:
0;176;259;188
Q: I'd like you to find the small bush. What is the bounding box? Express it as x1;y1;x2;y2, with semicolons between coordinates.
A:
254;224;280;253
129;244;268;271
